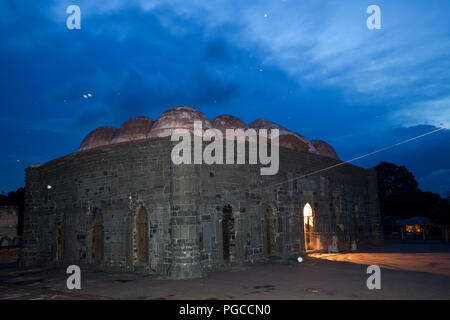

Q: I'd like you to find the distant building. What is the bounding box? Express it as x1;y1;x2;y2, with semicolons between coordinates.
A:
0;206;18;247
20;106;382;278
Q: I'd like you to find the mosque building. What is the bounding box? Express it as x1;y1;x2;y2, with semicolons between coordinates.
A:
20;106;382;278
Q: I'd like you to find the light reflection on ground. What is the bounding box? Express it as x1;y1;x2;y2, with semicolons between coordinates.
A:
308;252;450;277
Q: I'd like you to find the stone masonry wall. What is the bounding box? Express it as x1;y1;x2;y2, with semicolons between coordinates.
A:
20;137;381;278
0;206;18;247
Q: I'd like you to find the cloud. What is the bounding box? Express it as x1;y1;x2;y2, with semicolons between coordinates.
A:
112;0;450;109
204;40;232;63
419;169;450;197
392;96;450;127
330;124;450;196
1;0;449;197
1;4;242;133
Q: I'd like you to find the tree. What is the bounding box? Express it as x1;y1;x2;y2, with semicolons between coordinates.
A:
375;162;419;199
374;162;450;224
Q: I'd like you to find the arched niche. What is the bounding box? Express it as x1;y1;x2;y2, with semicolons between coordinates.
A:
222;204;233;262
93;210;103;264
136;206;149;265
265;204;278;256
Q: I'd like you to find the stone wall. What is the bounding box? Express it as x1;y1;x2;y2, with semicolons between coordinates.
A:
20;137;381;278
0;206;18;246
192;143;382;275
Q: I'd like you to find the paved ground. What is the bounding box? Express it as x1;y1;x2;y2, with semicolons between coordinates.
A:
1;241;449;300
310;240;450;277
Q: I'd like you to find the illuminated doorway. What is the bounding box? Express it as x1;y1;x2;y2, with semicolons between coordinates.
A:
303;203;314;251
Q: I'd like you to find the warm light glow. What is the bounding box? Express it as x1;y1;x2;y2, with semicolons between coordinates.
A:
303;203;313;229
303;203;312;217
406;225;421;233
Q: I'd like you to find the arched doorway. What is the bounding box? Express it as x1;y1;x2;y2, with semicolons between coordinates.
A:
265;205;277;256
222;204;233;262
303;203;314;251
93;210;103;264
136;206;149;265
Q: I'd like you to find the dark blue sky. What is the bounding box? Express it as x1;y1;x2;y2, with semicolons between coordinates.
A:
1;0;449;195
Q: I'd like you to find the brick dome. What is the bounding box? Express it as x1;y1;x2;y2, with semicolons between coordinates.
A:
75;106;339;160
248;119;318;154
78;126;117;152
147;106;212;138
110;116;154;144
212;115;248;138
311;140;339;160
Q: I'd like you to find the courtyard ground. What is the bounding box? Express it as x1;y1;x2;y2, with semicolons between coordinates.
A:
0;240;449;300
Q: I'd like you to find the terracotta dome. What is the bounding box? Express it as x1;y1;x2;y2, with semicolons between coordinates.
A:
311;140;339;160
212;115;248;138
110;116;154;144
78;126;117;152
249;118;291;135
148;106;212;138
248;119;318;153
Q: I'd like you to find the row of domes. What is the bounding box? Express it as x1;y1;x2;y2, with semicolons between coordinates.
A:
79;106;339;160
